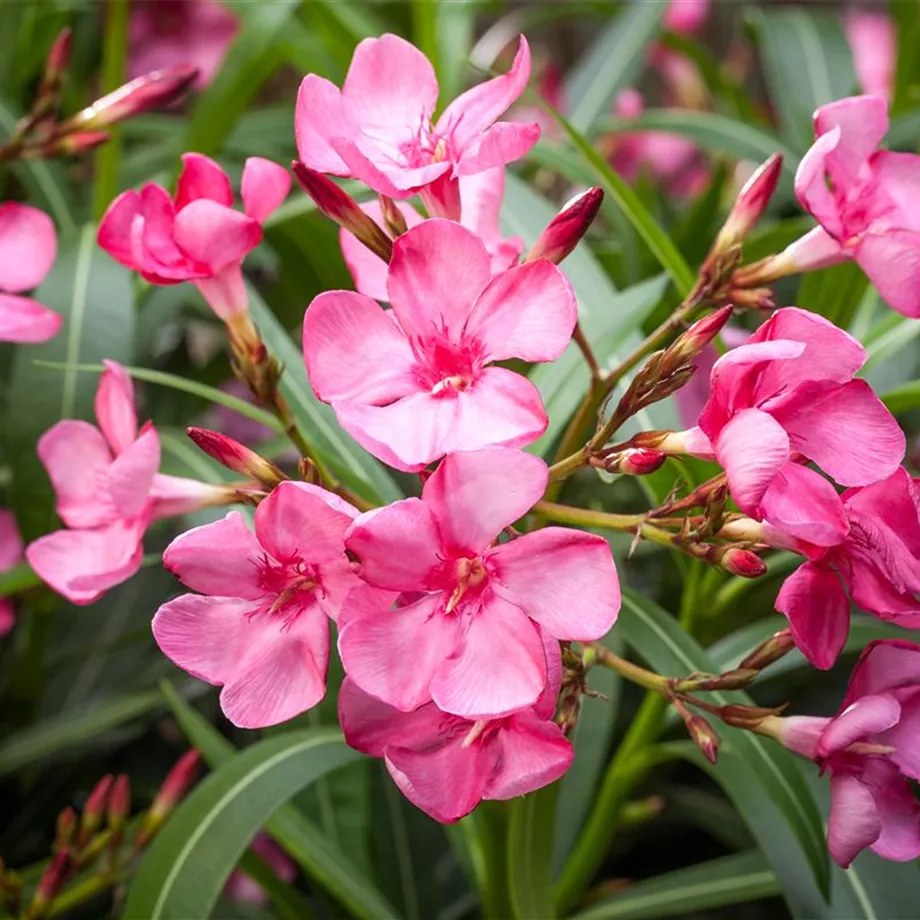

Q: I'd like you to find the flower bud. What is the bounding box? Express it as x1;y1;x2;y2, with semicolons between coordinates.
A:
136;750;200;849
107;775;131;832
77;775;113;847
665;305;734;369
54;807;77;852
732;225;847;288
30;851;71;917
37;28;72;105
291;161;393;262
526;187;603;265
59;64;197;132
42;131;110;157
378;194;408;237
600;447;667;476
719;547;767;578
686;714;720;764
711;154;782;254
739;628;795;672
719;703;785;731
186;427;287;488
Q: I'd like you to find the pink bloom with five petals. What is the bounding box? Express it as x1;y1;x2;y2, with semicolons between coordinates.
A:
339;448;620;719
153;481;391;728
304;219;576;472
295;33;538;220
97;153;290;320
338;641;572;824
27;361;231;605
0;511;24;636
770;639;920;867
0;202;61;343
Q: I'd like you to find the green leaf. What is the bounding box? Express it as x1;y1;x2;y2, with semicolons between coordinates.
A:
125;729;361;920
161;683;399;920
3;225;135;540
617;589;830;900
888;109;920;150
571;850;780;920
246;284;401;505
564;2;664;132
797;261;868;328
183;1;298;156
508;784;560;920
754;8;857;152
882;379;920;415
892;0;920;117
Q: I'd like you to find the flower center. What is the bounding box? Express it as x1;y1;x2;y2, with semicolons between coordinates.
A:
255;553;321;625
445;556;488;613
411;334;484;397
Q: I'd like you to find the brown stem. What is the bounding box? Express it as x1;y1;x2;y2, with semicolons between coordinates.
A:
572;321;603;381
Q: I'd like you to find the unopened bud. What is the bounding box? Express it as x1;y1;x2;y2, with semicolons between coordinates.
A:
292;161;392;262
719;547;767;578
54;807;77;852
739;628;795;672
600;447;667;476
685;714;720;764
45;28;72;79
30;851;71;917
665;305;734;369
685;667;758;691
725;286;775;310
136;750;201;848
59;64;197;133
719;702;785;731
107;775;131;832
78;775;113;847
712;154;782;254
378;194;408;237
187;428;287;488
43;131;110;157
526;187;603;265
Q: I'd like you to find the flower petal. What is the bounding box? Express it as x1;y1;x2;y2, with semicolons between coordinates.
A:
0;202;57;292
294;75;354;175
856;229;920;318
817;693;901;758
0;509;23;572
95;360;137;454
814;94;889;184
303;290;420;404
98;190;143;270
430;594;545;719
107;424;160;519
454;121;542;176
863;758;920;862
241;157;291;223
828;772;881;868
0;294;61;343
422;447;547;555
175;153;233;210
842;638;920;705
793;126;845;238
172;199;262;273
759;463;849;547
489;527;620;640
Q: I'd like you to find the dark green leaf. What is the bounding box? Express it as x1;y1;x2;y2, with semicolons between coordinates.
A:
508;784;560;920
797;262;868;328
882;379;920;414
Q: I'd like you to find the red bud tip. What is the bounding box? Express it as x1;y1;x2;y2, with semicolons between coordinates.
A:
55;807;77;850
292;161;393;262
686;716;720;764
713;153;783;253
186;427;287;487
53;131;111;156
721;547;767;578
526;187;604;265
82;775;113;823
152;749;201;818
33;851;71;909
378;194;408;237
603;447;667;475
45;28;73;79
666;305;733;367
107;775;131;829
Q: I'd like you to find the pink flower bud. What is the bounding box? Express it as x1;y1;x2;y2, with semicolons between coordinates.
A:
526;187;604;265
720;547;767;578
686;715;719;764
55;807;77;851
291;161;393;262
42;28;72;90
712;154;783;253
78;774;113;846
739;628;795;672
666;305;734;367
186;427;287;488
106;775;131;831
30;851;70;914
49;131;110;156
603;447;667;475
136;750;201;849
378;194;408;237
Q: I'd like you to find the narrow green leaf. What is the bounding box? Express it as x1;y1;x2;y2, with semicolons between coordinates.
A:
125;730;360;920
891;0;920;116
0;561;41;598
246;284;401;504
882;379;920;415
508;784;560;920
572;851;780;920
565;2;664;132
797;261;868;328
432;1;478;101
888;109;920;149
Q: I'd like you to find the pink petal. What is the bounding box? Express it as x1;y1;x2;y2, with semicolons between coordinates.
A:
294;75;353;176
443;367;549;454
845;12;896;100
845;550;920;620
338;678;445;758
714;408;790;515
844;638;920;705
149;474;228;521
37;420;115;529
0;202;57;292
454;122;541;177
856;229;920;318
254;481;353;567
867;150;920;231
241;157;291;224
194;263;248;320
333;392;458;472
422;447;547;555
863;758;920;862
152;594;252;685
775;380;904;486
139;184;197;280
338;593;460;712
303;290;420;404
485;712;573;800
881;690;920;780
778;716;828;759
342;34;439;143
220;604;329;728
793;126;845;239
385;735;490;824
175;153;233;211
172;199;261;272
759;463;849;547
464;260;576;363
345;498;442;591
436;36;532;151
776;562;850;670
534;630;564;719
0;509;23;571
340;201;423;301
387;220;492;340
332;137;450;197
107;424;160;519
459;169;506;244
814;95;889;184
95;360;137;454
489;527;620;640
430;594;546;719
163;510;264;598
98;190;143;270
828;772;881;868
817;693;901;758
0;294;61;343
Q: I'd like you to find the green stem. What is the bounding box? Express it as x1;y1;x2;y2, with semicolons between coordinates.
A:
47;870;123;918
590;644;670;692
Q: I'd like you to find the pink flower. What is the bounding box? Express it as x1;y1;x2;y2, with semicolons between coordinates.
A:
128;0;239;89
339;448;619;719
304;219;576;472
781;95;920;317
0;202;61;343
294;33;538;220
0;511;24;636
664;0;710;36
339;169;523;302
98;153;290;320
774;468;920;669
338;643;572;823
845;11;896;101
770;640;920;867
225;833;296;904
153;481;390;728
680;307;903;534
26;361;231;605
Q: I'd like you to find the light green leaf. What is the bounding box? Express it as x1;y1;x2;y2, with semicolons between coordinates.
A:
508;784;559;920
882;379;920;415
564;2;664;132
571;850;780;920
124;729;361;920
